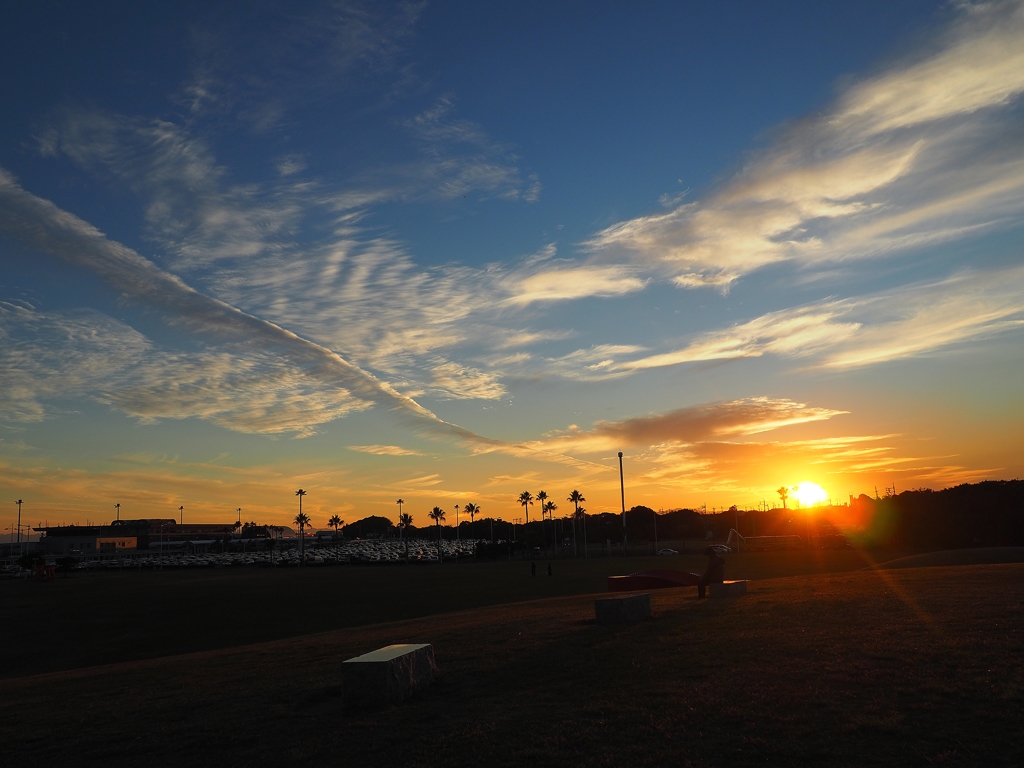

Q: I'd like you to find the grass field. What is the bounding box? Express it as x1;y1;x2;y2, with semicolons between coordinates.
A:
1;547;894;678
2;550;1023;766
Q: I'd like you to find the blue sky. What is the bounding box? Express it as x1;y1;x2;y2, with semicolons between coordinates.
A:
2;1;1023;529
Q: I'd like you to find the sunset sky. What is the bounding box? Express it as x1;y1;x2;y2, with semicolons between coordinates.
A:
2;0;1023;531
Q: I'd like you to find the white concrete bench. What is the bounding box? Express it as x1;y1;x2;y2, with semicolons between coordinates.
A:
342;643;437;711
595;593;651;624
709;579;748;597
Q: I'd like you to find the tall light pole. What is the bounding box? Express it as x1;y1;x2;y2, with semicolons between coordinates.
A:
115;503;121;522
178;505;183;525
618;451;627;556
15;499;23;556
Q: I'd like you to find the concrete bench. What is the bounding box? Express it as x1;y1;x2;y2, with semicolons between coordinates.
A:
595;593;651;624
342;643;437;711
708;580;748;597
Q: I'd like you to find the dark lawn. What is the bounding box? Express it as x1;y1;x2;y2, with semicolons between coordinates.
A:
1;562;1022;766
1;547;889;678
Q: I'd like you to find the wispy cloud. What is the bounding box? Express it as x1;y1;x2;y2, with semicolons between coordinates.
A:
527;398;846;455
429;361;506;400
0;302;150;423
348;444;425;456
503;265;645;305
0;301;375;437
585;0;1024;288
180;0;427;126
0;169;493;444
612;265;1024;372
403;97;540;202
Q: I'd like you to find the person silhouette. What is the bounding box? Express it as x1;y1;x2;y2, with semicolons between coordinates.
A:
546;563;552;577
698;546;726;599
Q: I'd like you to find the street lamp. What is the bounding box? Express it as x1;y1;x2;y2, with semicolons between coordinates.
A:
178;505;183;525
618;451;627;556
115;502;121;522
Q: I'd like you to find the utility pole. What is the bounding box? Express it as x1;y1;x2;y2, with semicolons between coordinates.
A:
618;451;626;556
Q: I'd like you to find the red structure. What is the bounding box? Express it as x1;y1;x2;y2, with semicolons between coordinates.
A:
607;568;702;592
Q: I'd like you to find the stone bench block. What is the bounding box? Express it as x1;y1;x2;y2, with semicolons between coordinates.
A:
709;580;748;597
342;643;437;711
595;593;651;624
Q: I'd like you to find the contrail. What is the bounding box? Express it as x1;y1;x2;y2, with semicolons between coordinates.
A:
0;168;620;471
0;167;496;446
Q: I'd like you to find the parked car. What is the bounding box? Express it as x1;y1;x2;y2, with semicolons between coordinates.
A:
657;548;679;555
708;544;732;554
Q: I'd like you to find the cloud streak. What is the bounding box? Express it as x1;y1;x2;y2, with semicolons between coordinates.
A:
527;398;846;455
585;0;1024;288
612;265;1024;372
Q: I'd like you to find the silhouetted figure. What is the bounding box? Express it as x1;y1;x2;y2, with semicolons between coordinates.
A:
531;562;536;577
698;546;725;599
547;563;552;577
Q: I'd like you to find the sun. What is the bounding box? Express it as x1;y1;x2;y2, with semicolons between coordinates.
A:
793;481;829;507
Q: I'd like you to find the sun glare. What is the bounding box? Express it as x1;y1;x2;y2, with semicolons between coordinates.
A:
793;481;829;508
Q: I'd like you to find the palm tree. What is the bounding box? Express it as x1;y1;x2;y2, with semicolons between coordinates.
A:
428;506;446;563
294;511;310;561
543;500;558;554
396;498;404;518
569;490;586;556
517;491;533;523
543;500;556;521
777;486;789;510
536;491;549;551
399;512;413;560
464;502;479;536
295;488;307;563
328;514;342;540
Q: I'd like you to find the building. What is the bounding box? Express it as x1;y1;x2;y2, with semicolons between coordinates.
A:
35;519;237;555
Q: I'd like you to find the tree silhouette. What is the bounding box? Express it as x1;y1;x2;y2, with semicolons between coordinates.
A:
518;491;533;524
295;488;308;563
463;502;479;535
537;491;549;550
777;486;789;510
399;512;413;560
569;490;586;556
543;500;558;553
328;514;342;540
428;506;446;563
396;498;404;518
